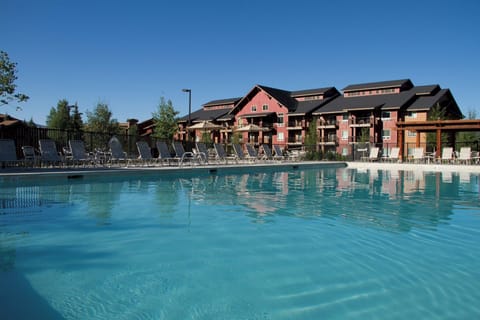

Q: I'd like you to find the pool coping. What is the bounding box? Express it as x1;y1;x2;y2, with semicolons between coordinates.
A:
0;161;347;180
346;161;480;173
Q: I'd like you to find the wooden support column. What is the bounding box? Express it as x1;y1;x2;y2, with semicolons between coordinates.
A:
415;130;421;147
398;129;404;161
436;128;442;158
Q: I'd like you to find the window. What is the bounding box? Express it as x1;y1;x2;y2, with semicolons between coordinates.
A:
341;130;348;140
407;130;417;137
277;132;284;142
381;111;391;120
251;105;257;112
342;147;348;156
342;113;349;121
382;129;391;140
262;104;268;111
277;113;284;127
406;111;417;118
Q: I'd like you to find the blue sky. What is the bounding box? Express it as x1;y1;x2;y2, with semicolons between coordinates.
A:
2;0;480;124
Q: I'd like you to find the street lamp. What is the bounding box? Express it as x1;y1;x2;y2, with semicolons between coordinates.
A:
182;88;192;127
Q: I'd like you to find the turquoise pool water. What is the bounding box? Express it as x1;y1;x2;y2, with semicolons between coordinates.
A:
1;167;479;319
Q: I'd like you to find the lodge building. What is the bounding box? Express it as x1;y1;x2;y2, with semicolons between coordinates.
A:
176;79;462;158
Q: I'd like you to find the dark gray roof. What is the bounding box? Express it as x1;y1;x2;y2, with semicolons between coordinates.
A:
257;85;298;111
342;79;413;92
178;107;232;122
290;96;337;115
291;87;337;97
407;89;450;111
203;97;242;107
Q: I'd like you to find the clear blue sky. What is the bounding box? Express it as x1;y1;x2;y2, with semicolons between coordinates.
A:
2;0;480;125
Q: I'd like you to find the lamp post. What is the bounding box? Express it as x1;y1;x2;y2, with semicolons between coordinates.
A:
182;88;192;126
182;88;192;141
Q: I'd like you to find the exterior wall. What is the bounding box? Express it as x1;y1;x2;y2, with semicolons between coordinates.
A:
404;111;427;146
234;90;289;146
380;110;398;147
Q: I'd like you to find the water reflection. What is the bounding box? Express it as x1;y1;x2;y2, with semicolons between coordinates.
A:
1;168;479;234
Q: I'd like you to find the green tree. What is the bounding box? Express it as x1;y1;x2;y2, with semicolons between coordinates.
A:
46;99;83;131
457;109;480;148
304;118;320;160
85;102;119;133
0;51;29;108
85;102;120;149
152;97;179;142
427;102;450;148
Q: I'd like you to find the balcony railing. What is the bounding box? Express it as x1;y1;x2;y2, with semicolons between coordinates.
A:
349;117;373;127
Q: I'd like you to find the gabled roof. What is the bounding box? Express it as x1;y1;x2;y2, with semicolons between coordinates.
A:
291;87;338;98
257;85;298;111
202;97;242;107
290;96;337;115
229;84;298;114
178;107;232;122
406;89;462;117
342;79;413;92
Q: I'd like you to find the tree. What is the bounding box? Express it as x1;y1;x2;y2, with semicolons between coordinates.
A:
85;102;119;133
46;99;84;141
304;118;320;160
0;51;29;108
85;102;120;149
152;97;179;142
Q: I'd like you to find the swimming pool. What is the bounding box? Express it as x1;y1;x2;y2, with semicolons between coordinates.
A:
1;166;479;319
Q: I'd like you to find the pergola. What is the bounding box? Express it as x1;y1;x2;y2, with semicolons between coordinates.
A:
397;119;480;158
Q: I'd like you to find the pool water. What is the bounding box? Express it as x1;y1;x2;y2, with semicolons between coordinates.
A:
1;167;479;319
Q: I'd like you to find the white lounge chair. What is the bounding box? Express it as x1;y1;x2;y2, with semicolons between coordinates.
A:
440;147;454;164
457;147;472;165
384;147;400;162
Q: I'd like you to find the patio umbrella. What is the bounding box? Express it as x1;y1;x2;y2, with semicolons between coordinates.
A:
187;121;222;131
235;124;264;132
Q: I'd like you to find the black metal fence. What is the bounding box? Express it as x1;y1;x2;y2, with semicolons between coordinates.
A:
2;125;479;162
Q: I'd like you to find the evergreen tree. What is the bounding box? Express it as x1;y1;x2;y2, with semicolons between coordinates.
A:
304;118;319;160
152;97;179;142
46;99;71;130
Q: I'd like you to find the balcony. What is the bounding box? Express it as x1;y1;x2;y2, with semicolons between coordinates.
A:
287;137;303;145
287;120;304;130
318;136;338;145
349;116;373;127
318;119;337;129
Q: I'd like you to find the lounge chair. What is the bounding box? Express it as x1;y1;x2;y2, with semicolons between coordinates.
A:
440;147;454;164
136;141;156;166
172;141;198;166
245;144;259;162
232;143;247;162
0;139;22;167
194;142;209;164
457;147;472;165
39;139;63;167
69;140;94;167
362;147;379;162
273;145;286;160
156;141;178;166
213;143;236;164
108;136;130;167
384;147;400;162
411;147;425;163
22;145;39;167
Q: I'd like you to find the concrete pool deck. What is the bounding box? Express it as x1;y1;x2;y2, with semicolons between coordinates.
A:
1;160;480;180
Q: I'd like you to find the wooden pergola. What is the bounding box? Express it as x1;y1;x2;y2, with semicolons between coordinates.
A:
397;119;480;158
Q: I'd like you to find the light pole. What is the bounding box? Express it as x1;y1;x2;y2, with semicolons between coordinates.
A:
182;88;192;141
182;88;192;126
